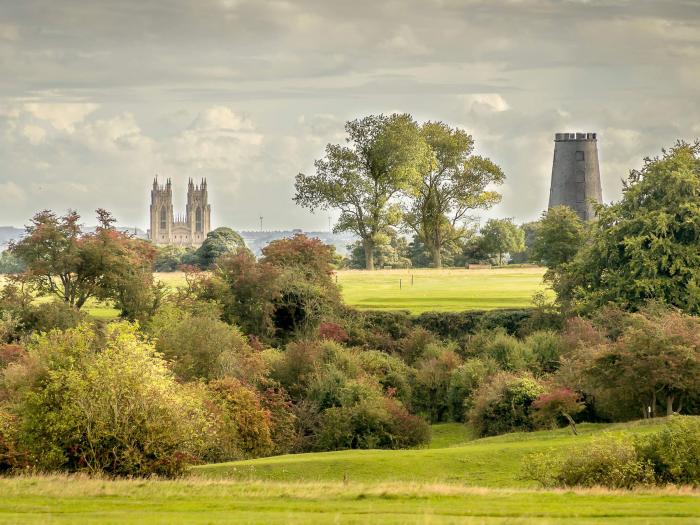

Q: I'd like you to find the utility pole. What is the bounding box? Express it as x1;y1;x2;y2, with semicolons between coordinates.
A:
259;216;263;232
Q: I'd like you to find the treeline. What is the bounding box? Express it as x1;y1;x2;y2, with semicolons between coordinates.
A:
1;140;699;483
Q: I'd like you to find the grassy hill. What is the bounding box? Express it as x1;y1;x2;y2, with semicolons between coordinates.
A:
192;419;670;487
2;419;698;524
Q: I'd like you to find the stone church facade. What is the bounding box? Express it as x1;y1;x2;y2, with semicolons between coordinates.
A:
148;178;211;247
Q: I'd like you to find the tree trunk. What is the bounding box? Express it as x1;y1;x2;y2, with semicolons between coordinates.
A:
432;246;442;269
563;412;578;435
363;239;375;271
666;394;675;416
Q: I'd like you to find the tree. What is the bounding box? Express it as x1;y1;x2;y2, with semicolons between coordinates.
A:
555;141;700;313
196;227;248;269
589;308;700;417
404;122;504;268
0;252;24;274
10;209;156;312
531;206;585;269
478;218;525;265
295;114;429;270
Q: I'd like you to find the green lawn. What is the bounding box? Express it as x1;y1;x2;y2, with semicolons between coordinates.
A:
336;267;548;313
2;419;698;524
193;419;670;487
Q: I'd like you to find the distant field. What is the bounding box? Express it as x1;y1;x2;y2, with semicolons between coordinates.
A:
4;267;550;317
336;267;548;313
2;419;698;524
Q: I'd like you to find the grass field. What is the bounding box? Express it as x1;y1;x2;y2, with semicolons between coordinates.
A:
2;267;548;317
192;419;670;486
2;419;698;524
336;267;548;313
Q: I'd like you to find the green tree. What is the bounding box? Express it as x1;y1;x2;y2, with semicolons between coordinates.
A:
195;227;248;269
294;114;429;270
555;142;700;313
531;206;585;269
478;218;525;265
9;209;156;312
404;122;504;268
0;252;24;274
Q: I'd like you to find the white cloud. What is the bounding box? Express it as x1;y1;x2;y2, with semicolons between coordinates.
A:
21;124;46;145
461;93;510;113
23;103;99;132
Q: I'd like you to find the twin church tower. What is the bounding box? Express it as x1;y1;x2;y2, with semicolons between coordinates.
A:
148;178;211;247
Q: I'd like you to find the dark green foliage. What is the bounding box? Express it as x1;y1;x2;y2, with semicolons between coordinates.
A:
316;397;430;451
554;141;700;314
470;372;545;436
415;309;534;339
154;245;198;272
524;417;700;488
524;331;563;373
411;343;462;422
478;218;525;265
531;206;585;269
195;227;248;269
23;301;86;334
447;357;499;422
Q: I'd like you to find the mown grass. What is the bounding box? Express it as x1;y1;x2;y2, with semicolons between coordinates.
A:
336;267;548;313
1;419;698;523
0;476;698;524
193;419;674;486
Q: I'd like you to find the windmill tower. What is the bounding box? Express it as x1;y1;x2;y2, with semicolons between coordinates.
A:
548;132;603;221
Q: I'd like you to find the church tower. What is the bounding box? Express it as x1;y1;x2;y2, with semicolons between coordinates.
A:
149;177;173;244
148;177;211;247
548;132;603;221
186;178;211;245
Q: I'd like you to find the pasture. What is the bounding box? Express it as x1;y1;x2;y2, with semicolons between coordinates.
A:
336;267;548;313
1;419;698;524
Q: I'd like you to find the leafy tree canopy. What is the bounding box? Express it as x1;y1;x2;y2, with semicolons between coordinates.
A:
196;227;248;269
555;141;700;313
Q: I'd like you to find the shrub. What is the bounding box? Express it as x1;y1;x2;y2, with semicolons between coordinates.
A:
24;301;86;334
9;323;209;476
0;406;27;472
151;306;252;381
412;344;462;422
524;330;563;373
637;417;700;485
483;332;535;372
318;322;349;343
0;344;25;369
522;434;655;489
259;384;298;455
532;387;585;433
397;327;439;364
470;372;545;436
357;349;413;405
207;378;274;460
316;396;429;451
447;357;499;422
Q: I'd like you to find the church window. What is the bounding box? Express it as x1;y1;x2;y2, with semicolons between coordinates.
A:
160;207;167;229
196;207;203;233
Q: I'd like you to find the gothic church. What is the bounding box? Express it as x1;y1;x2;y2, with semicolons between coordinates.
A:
149;178;211;247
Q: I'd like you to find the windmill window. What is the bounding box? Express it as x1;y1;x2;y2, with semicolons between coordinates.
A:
575;151;585;161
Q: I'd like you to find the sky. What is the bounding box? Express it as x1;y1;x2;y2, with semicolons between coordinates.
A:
1;0;699;231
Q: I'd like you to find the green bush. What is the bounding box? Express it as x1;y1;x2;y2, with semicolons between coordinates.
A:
524;330;563;373
637;417;700;485
470;372;545;436
6;323;209;477
411;344;462;422
482;332;535;372
316;396;430;451
24;301;86;334
357;349;413;405
150;306;252;381
447;357;499;422
523;434;654;489
206;378;274;460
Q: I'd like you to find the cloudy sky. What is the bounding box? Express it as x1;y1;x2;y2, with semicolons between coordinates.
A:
1;0;699;231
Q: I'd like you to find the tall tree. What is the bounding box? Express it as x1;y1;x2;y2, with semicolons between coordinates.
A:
403;122;504;268
10;209;155;313
479;218;525;265
555;141;700;313
531;205;586;269
195;227;248;269
294;114;429;270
